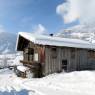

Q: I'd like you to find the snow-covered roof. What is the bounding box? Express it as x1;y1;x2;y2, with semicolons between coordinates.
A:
16;32;95;50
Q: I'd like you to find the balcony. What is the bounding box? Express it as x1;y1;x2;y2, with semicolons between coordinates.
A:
20;60;41;71
20;60;34;64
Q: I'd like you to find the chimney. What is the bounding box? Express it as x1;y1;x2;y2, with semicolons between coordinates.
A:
50;34;53;36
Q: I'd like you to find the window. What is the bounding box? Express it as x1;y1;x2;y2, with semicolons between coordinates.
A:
28;48;34;55
24;48;34;61
88;50;95;58
28;48;34;61
34;53;39;61
62;60;68;71
24;48;28;61
51;47;57;58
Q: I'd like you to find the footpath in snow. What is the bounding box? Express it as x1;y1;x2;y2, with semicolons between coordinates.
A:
0;69;95;95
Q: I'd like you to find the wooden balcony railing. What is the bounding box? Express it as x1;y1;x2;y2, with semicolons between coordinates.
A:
20;60;34;64
20;60;40;65
20;60;41;70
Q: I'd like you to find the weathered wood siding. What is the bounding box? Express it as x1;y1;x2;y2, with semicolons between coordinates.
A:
87;50;95;69
44;46;95;76
22;41;95;76
77;49;88;70
44;47;62;75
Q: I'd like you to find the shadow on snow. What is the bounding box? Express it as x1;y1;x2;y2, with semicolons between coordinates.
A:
0;89;29;95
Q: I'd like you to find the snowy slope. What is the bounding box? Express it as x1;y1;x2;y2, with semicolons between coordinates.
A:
56;24;95;43
0;69;95;95
0;32;17;54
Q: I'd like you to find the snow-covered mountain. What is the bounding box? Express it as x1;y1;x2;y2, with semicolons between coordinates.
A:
0;24;95;54
0;32;17;54
56;24;95;43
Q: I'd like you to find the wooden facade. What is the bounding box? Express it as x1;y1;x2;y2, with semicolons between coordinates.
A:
44;46;95;75
19;41;95;77
16;34;95;78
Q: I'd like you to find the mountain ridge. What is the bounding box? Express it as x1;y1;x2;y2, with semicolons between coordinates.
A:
0;32;17;54
56;24;95;43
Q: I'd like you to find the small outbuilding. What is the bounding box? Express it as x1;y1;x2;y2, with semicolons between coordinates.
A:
16;32;95;77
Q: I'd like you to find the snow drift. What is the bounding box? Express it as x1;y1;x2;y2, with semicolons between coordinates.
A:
0;69;95;95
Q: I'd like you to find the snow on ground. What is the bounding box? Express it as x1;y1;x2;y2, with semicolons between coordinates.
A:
0;69;95;95
0;53;23;68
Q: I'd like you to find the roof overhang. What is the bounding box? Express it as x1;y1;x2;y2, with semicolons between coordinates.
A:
16;32;95;51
